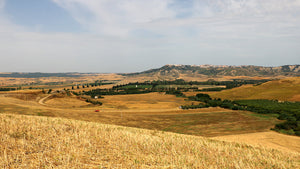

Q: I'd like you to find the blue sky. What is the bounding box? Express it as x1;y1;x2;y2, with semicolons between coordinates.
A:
4;0;83;32
0;0;300;72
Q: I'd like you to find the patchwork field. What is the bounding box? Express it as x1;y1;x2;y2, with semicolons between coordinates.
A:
1;76;299;168
0;90;285;139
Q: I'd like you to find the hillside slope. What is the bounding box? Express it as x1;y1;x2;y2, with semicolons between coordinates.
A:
121;64;300;79
213;131;300;153
0;114;299;168
209;77;300;101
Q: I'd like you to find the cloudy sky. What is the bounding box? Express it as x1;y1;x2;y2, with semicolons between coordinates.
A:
0;0;299;73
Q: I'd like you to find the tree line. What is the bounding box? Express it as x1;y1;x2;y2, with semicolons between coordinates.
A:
181;94;300;136
0;87;17;91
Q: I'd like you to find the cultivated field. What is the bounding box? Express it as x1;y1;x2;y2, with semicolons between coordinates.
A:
0;92;279;137
1;113;299;168
208;77;300;101
1;75;300;168
100;93;193;110
213;131;300;153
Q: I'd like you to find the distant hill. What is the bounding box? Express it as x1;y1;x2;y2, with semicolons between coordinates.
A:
121;64;300;78
0;72;82;78
208;77;300;101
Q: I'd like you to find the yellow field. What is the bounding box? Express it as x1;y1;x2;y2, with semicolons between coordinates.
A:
44;97;91;108
1;77;300;165
208;77;300;101
100;93;194;110
1;113;299;168
213;131;300;153
0;92;280;137
0;73;124;90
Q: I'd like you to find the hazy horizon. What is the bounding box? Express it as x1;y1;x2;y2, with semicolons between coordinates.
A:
0;63;299;74
1;0;300;73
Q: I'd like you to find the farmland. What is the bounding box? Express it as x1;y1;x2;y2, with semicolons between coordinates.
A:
0;74;299;168
1;113;299;168
208;77;300;101
0;92;279;137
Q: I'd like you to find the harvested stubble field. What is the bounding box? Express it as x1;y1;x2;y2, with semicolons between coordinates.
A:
44;97;91;108
0;92;279;137
213;131;300;153
0;113;299;168
0;88;299;161
99;93;194;110
208;77;300;101
0;74;125;93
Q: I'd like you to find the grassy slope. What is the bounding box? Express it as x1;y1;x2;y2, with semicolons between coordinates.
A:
209;77;300;101
0;94;279;137
1;114;299;168
213;131;300;153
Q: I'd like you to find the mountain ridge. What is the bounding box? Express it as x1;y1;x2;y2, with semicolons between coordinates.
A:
120;64;300;78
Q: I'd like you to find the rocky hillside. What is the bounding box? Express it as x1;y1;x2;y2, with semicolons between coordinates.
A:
121;64;300;78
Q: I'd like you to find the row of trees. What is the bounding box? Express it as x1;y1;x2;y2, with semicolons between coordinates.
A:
0;87;16;91
182;94;300;136
79;86;189;98
78;88;152;98
71;82;114;90
113;79;271;89
85;98;102;105
112;79;271;91
69;79;272;97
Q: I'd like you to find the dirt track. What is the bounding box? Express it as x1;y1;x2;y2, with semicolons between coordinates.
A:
38;94;52;105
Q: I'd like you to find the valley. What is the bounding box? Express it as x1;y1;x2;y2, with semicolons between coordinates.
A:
0;64;299;168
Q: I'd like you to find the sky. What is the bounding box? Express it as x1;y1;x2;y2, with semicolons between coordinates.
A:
0;0;300;73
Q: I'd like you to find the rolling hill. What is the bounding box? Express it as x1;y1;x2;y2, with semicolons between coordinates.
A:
0;113;299;168
121;64;300;79
208;77;300;101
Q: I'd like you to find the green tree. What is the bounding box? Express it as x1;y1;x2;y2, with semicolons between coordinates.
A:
48;89;52;94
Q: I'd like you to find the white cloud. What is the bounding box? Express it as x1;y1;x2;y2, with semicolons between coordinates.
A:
51;0;300;39
52;0;175;36
0;0;299;72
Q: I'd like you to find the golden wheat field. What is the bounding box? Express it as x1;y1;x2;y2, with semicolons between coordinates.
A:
0;92;279;137
213;131;300;153
208;77;300;101
100;92;193;110
0;113;299;168
1;76;300;168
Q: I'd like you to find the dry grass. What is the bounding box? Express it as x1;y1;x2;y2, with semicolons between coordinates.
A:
0;77;36;86
0;90;296;156
208;77;300;101
0;73;125;90
91;110;279;137
100;93;193;110
213;131;300;153
0;113;299;168
45;97;91;108
0;93;279;137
